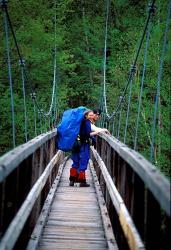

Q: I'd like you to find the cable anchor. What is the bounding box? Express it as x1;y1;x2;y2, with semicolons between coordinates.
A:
130;64;137;75
148;3;156;16
19;59;25;67
30;92;36;100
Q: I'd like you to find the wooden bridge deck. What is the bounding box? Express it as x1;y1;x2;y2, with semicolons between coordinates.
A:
35;159;117;250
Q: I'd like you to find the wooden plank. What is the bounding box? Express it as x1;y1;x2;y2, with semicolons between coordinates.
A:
91;146;145;250
0;129;56;183
0;150;63;250
99;133;171;216
26;160;66;250
38;239;107;250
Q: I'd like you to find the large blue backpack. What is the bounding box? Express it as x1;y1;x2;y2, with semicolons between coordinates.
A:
56;106;87;151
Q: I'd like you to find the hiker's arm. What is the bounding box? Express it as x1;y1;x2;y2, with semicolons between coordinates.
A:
91;124;110;134
90;131;99;136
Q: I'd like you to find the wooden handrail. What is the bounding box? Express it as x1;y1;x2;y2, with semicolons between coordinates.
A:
92;133;170;249
0;129;64;249
91;146;145;250
0;151;64;250
99;133;170;216
0;130;57;183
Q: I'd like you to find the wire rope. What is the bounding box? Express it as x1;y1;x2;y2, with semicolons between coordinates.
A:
134;16;153;150
150;0;171;162
19;59;28;142
2;1;16;148
101;0;156;121
102;0;110;118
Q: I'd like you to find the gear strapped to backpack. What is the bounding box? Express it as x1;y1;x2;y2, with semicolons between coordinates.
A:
56;106;87;152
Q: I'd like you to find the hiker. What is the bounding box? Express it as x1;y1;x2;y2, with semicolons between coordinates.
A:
69;109;110;187
69;110;99;187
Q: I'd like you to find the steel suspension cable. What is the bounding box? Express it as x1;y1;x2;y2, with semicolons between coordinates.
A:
150;0;171;163
30;92;37;136
102;0;110;118
112;117;115;135
2;1;16;148
3;5;43;114
4;3;58;121
19;59;28;142
134;16;153;150
104;0;156;121
116;96;123;140
45;3;58;117
123;76;134;144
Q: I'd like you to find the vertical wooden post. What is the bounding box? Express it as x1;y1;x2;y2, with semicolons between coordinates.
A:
123;163;134;213
29;148;42;230
112;149;118;186
106;142;111;210
0;181;5;237
131;173;145;240
145;189;161;250
100;138;106;196
3;170;18;233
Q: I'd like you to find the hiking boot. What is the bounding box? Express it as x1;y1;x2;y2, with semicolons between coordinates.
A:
69;180;74;186
69;168;78;186
78;171;90;187
80;182;90;187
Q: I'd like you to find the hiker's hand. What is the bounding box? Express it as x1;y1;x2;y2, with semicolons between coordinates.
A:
104;129;110;134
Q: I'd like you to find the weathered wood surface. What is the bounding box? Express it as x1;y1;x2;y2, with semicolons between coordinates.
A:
0;129;56;183
35;159;118;250
91;146;145;250
95;134;171;249
99;133;171;216
0;150;64;250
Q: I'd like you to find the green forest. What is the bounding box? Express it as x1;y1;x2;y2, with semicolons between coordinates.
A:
0;0;170;178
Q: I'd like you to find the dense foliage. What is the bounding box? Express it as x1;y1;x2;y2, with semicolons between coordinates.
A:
0;0;170;178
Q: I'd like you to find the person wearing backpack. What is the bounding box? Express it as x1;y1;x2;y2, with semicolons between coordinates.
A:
69;110;99;187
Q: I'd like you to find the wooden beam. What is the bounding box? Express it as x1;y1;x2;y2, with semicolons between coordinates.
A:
0;130;57;183
91;146;145;250
0;150;63;250
98;133;171;216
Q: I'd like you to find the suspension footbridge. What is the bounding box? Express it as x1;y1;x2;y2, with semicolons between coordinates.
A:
0;0;170;249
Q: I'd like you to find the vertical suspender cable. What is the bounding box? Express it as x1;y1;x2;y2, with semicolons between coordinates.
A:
124;75;134;144
33;100;37;136
45;0;57;117
108;0;156;121
39;112;42;134
102;0;110;117
112;117;115;136
19;59;28;142
2;2;16;148
150;0;171;163
134;17;152;150
117;96;123;140
30;93;37;137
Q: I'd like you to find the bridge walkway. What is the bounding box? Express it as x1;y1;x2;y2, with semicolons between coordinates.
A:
30;158;118;250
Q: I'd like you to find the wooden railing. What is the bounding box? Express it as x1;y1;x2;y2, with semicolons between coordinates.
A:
91;133;170;250
0;130;64;250
0;130;170;250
